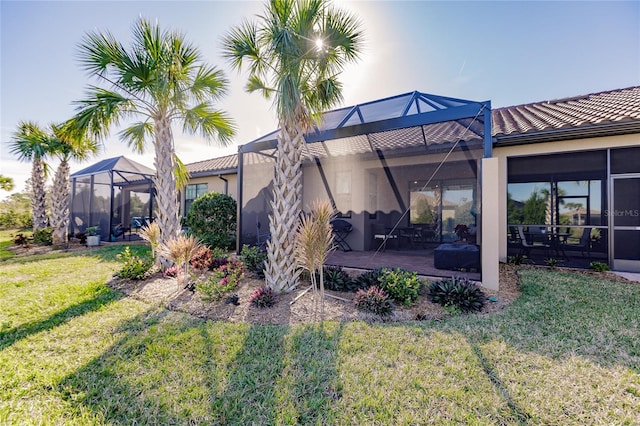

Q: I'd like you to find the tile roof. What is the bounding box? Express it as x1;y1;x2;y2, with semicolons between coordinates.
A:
187;86;640;174
492;86;640;142
185;154;238;176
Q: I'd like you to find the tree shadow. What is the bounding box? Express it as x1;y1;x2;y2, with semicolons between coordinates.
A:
281;322;345;424
57;311;300;424
205;324;289;424
0;288;123;350
57;308;195;425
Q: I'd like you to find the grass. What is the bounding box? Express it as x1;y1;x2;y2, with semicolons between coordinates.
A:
0;236;639;424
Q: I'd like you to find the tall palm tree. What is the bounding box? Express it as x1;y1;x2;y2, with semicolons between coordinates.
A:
223;0;363;292
48;121;99;247
73;18;235;259
9;121;51;231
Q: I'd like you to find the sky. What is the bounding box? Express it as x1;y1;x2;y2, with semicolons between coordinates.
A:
1;0;639;199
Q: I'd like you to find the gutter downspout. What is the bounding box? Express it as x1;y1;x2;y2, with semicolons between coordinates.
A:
219;175;228;195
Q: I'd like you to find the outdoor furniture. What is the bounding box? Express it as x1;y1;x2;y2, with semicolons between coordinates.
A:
330;219;353;252
565;227;592;258
518;226;550;258
434;243;480;271
110;223;131;241
372;223;398;251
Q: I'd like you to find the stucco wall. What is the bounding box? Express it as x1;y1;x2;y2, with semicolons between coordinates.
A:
181;173;238;215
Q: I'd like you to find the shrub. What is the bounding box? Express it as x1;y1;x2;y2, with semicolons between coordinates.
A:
316;266;356;292
354;286;395;317
250;286;277;308
190;246;212;271
589;261;610;272
13;233;30;247
428;277;486;313
240;244;267;278
507;254;532;265
196;259;244;301
377;268;423;306
210;256;229;271
116;246;154;280
353;268;385;290
544;257;562;269
163;265;179;278
186;193;237;250
32;228;53;245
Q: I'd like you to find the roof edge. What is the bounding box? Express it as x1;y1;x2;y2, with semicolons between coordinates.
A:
494;121;640;146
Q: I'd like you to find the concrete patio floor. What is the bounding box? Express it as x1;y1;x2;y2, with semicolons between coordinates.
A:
326;249;482;281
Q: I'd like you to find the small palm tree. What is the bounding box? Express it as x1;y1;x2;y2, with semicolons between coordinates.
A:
139;221;161;265
48;121;99;247
8;121;52;231
223;0;363;293
73;18;235;262
295;199;335;316
157;234;203;289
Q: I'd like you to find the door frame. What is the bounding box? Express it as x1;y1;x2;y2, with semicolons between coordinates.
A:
609;173;640;272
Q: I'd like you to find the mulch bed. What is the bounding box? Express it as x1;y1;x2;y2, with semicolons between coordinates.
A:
107;263;523;325
7;241;637;325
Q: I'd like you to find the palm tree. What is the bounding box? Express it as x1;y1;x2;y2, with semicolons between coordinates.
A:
223;0;363;292
73;18;235;259
0;175;14;192
48;121;99;247
8;121;51;231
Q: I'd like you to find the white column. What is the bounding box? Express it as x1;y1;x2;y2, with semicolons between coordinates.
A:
481;157;500;290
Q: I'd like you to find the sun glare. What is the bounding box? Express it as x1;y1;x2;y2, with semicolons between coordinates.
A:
315;38;324;51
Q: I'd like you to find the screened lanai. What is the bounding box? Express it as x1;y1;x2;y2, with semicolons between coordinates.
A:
237;91;494;280
70;156;155;241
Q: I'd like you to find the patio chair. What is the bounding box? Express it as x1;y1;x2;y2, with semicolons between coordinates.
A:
566;227;592;258
110;223;131;241
518;226;550;258
330;219;353;252
372;223;398;251
508;226;522;248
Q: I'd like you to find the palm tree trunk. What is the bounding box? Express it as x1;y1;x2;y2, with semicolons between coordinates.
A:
31;157;48;231
153;116;181;266
51;159;70;247
265;126;304;293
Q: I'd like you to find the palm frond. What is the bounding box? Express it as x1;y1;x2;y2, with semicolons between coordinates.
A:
173;155;190;190
118;121;153;153
73;87;136;139
221;19;261;72
189;65;229;103
76;29;127;77
246;75;275;98
181;103;235;145
8;121;51;162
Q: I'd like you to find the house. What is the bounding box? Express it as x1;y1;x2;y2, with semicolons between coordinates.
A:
181;154;238;216
187;86;639;288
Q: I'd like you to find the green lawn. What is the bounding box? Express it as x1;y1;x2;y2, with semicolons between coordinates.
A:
1;242;639;424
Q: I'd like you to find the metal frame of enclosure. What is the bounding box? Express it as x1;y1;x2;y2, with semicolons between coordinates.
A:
237;91;492;276
69;156;155;241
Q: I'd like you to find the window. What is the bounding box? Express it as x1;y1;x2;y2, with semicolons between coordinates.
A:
184;183;208;214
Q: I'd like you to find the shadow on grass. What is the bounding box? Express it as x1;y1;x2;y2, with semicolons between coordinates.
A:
57;313;289;424
469;340;532;425
56;311;345;424
0;287;123;351
429;268;640;373
282;322;344;424
207;324;289;424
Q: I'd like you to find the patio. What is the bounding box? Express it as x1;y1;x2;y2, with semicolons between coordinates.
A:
326;248;481;281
